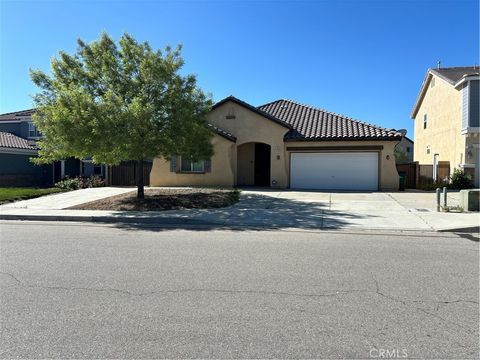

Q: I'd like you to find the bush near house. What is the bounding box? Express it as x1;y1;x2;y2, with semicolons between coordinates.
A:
416;168;473;191
449;169;473;190
55;176;105;191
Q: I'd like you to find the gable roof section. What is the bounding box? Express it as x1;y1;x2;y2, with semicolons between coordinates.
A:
0;109;35;121
258;99;401;141
206;123;236;142
411;66;479;118
0;132;38;150
212;96;292;130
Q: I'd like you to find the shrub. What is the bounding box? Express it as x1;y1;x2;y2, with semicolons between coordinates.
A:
416;181;448;191
55;177;83;190
55;175;105;190
83;175;105;188
449;169;473;190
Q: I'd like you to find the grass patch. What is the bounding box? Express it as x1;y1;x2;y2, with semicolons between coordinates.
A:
0;187;64;204
69;188;241;211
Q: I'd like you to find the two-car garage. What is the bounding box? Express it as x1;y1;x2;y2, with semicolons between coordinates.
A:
289;152;379;191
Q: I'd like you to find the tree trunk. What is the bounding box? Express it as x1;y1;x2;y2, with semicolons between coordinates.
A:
136;159;144;199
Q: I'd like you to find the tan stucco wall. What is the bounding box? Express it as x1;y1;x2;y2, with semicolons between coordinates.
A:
284;140;399;191
413;75;465;173
150;135;235;187
208;101;290;187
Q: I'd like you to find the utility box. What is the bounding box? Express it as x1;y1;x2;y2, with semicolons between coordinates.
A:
460;189;480;212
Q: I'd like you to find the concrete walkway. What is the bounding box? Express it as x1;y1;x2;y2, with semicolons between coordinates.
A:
0;187;134;210
0;187;478;232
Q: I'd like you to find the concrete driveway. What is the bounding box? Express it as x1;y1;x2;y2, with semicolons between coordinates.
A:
223;189;478;231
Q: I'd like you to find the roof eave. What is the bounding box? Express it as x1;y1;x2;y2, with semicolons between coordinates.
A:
411;71;433;119
454;75;480;89
284;136;402;142
212;96;293;130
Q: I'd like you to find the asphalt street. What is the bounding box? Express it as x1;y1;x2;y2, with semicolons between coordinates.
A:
0;221;478;359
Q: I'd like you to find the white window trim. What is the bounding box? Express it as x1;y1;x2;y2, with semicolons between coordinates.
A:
93;164;103;176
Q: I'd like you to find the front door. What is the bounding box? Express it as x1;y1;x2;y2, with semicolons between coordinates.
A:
254;143;271;186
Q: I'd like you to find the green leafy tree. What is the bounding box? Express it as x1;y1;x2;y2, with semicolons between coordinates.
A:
30;33;213;198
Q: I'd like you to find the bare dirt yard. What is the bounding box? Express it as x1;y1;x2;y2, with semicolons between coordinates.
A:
68;188;240;211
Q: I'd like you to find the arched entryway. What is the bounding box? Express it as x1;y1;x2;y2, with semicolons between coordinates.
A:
237;142;271;186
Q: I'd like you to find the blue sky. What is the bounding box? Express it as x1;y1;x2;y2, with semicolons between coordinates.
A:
1;0;478;136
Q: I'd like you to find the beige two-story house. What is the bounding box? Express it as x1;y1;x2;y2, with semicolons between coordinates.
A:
411;66;479;187
151;96;401;191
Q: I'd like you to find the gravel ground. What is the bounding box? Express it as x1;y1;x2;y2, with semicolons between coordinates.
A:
68;188;240;211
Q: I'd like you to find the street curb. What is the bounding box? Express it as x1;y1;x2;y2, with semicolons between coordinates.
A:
438;226;480;234
0;214;215;226
0;213;471;233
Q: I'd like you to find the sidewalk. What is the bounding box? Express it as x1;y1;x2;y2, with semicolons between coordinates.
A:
0;187;134;210
0;188;478;232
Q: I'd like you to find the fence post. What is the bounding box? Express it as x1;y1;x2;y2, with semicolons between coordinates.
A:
436;188;441;212
443;187;447;208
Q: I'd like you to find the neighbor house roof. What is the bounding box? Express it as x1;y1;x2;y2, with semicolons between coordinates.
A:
258;99;401;141
0;132;37;150
212;96;292;130
411;66;479;118
430;66;479;85
0;109;35;121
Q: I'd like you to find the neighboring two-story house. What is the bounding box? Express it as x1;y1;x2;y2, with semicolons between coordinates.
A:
394;129;414;164
411;66;479;187
0;110;104;186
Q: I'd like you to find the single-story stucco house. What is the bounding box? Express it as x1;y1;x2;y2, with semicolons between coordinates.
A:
151;96;402;191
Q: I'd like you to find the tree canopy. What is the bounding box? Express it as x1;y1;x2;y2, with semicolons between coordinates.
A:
30;32;214;197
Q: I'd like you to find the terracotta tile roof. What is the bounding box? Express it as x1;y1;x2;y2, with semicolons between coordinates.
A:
258;99;402;141
0;109;35;121
0;132;38;150
430;66;479;85
207;123;237;142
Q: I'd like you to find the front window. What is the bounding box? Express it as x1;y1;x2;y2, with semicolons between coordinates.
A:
180;158;204;172
423;114;427;129
93;165;103;176
28;122;41;138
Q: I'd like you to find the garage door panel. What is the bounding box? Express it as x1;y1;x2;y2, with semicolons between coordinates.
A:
290;152;378;190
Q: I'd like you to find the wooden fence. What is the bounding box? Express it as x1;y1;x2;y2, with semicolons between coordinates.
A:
396;161;450;188
107;161;152;186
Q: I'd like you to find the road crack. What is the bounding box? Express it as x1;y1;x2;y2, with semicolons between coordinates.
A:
372;275;477;335
0;271;368;299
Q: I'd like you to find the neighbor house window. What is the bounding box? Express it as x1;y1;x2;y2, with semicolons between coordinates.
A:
423;114;427;129
180;157;204;172
406;147;411;153
28;122;41;138
93;165;103;176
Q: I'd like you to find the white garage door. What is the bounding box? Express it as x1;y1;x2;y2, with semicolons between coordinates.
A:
290;152;379;190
